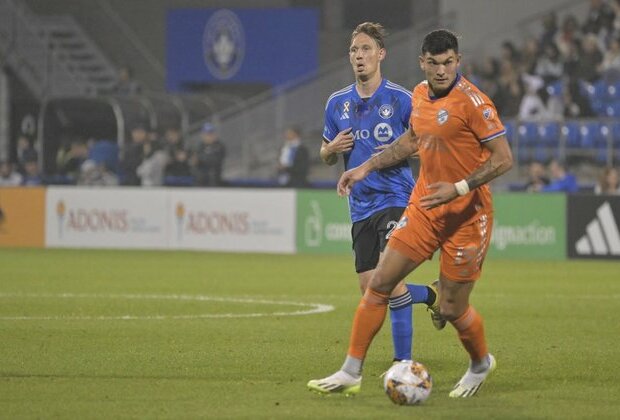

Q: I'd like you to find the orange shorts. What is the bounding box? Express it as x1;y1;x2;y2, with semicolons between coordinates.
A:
388;204;493;282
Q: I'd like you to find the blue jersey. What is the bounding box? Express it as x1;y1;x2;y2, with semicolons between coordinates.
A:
323;79;415;222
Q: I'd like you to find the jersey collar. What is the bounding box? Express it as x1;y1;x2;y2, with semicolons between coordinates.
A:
428;73;461;100
354;78;387;101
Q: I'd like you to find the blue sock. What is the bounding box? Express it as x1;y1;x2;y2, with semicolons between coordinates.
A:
388;291;413;361
407;284;429;305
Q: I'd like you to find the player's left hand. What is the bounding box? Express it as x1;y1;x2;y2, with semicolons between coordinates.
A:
419;182;458;209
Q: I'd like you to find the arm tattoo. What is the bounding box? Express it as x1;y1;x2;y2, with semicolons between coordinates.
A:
369;137;416;171
466;156;508;190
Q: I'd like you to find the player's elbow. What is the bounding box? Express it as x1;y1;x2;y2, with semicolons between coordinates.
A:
502;150;514;173
322;154;338;166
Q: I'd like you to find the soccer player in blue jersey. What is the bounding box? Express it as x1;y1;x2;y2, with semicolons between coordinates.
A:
307;22;441;396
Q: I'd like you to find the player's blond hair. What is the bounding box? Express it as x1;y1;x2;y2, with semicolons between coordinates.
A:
351;22;386;49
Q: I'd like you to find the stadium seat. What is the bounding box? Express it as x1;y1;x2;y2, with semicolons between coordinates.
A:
610;121;620;147
561;121;581;148
538;121;560;147
580;121;605;149
503;120;515;143
546;80;564;97
517;122;539;146
607;81;620;101
586;79;608;100
604;101;620;117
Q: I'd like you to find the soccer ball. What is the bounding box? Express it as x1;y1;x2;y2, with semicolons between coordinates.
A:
383;361;432;405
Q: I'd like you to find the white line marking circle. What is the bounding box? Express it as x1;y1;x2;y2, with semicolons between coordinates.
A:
0;293;335;321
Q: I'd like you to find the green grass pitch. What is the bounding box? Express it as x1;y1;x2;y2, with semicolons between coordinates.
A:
1;248;619;419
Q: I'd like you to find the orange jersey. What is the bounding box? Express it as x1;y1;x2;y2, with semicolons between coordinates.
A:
409;75;505;223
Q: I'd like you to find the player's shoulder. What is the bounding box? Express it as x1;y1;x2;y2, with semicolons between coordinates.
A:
453;76;494;108
383;79;412;99
326;84;355;106
412;80;429;96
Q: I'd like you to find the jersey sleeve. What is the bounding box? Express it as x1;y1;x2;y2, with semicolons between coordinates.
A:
323;99;338;142
400;92;412;129
466;94;506;143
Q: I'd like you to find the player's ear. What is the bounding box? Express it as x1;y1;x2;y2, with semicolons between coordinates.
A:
418;56;424;70
379;48;386;61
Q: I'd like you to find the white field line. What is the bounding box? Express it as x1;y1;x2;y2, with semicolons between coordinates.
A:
0;293;335;321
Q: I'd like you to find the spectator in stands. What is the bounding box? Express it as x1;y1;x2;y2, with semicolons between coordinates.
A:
163;127;184;157
600;35;620;80
576;34;604;82
56;138;89;183
78;160;119;186
120;123;148;185
0;160;23;186
500;41;521;68
582;0;615;38
494;61;523;118
524;161;550;192
113;65;142;96
594;166;620;194
16;135;37;175
520;37;540;74
534;43;564;85
541;159;579;193
191;123;226;187
276;126;309;188
518;74;549;121
610;0;620;38
564;78;595;118
137;141;168;187
477;57;500;99
539;12;559;50
555;14;582;60
21;160;43;186
165;146;192;179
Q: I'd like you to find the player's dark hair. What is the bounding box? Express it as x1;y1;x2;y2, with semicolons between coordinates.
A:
351;22;386;49
421;29;459;55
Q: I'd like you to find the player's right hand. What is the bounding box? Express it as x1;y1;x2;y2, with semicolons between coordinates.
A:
328;127;354;154
337;165;368;197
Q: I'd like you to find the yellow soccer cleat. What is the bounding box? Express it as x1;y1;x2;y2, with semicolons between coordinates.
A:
449;354;497;398
307;370;361;396
427;280;446;330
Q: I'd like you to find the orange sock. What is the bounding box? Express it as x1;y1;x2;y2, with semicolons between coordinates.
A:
347;288;389;360
450;305;488;362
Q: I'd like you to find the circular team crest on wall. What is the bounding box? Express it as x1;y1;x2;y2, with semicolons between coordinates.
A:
203;9;245;80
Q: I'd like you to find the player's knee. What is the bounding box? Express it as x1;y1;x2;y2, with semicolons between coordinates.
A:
438;301;461;321
368;271;395;294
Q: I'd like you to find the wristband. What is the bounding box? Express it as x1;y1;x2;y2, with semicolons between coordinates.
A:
454;179;470;196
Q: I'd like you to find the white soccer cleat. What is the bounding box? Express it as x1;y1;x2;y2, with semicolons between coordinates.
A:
307;370;361;396
449;354;496;398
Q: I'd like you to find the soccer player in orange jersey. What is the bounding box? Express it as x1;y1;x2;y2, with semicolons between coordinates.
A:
308;29;513;398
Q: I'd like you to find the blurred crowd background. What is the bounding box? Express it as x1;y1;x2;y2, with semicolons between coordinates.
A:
0;0;619;195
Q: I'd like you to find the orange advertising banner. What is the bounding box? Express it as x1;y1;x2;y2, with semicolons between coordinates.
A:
0;187;45;248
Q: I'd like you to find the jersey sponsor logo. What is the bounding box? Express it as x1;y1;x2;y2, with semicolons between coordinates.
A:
341;101;350;120
353;129;371;140
437;109;449;125
203;9;245;80
374;123;393;142
482;107;494;120
379;104;394;119
574;202;620;256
